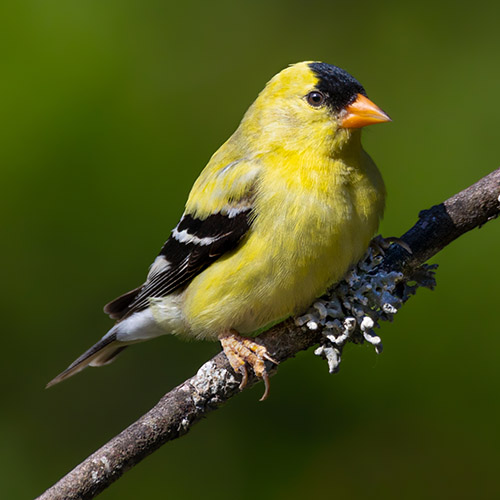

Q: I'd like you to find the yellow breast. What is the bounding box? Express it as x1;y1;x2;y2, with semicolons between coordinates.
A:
181;136;385;340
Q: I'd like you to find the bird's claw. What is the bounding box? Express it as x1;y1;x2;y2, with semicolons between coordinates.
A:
238;364;248;390
371;235;412;256
219;331;278;401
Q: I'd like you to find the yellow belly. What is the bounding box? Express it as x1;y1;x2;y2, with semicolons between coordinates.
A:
179;152;385;340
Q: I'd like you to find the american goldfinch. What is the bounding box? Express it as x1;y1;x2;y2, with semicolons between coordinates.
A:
48;61;390;399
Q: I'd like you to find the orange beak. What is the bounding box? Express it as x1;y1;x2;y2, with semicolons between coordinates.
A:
341;93;391;128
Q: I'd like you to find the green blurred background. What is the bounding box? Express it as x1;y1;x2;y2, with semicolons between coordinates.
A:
2;1;500;498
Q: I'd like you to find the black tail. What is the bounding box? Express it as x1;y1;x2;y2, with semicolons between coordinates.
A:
46;331;127;388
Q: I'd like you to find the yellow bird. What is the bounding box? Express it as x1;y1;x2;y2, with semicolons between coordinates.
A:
47;61;390;399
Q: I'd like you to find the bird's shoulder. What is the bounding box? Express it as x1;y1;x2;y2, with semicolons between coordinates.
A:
185;151;262;218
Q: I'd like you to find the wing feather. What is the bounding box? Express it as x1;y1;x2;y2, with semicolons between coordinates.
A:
104;158;260;321
104;209;252;320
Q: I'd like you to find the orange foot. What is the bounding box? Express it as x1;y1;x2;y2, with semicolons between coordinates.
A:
219;330;278;401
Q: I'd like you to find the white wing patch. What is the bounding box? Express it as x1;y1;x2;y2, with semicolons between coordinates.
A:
223;199;253;218
172;226;219;246
147;255;171;280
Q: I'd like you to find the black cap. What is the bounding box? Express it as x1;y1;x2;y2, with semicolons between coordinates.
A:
309;62;367;112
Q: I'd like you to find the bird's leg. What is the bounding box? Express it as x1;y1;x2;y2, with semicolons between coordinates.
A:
219;330;278;401
371;234;412;256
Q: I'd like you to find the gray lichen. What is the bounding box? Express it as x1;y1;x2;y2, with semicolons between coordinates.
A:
191;360;239;409
295;243;437;374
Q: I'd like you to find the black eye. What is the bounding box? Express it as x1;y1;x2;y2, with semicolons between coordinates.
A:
306;91;326;107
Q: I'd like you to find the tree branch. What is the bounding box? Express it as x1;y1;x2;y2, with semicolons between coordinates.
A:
37;167;500;500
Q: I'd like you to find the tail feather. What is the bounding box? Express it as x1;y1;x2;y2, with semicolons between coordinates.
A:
89;345;128;366
103;286;142;320
46;332;127;388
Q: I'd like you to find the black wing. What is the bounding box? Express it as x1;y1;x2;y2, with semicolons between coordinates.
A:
104;209;252;321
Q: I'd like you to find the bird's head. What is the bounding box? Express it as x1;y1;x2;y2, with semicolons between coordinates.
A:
240;61;390;155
